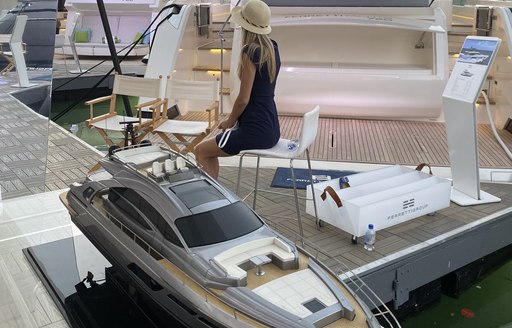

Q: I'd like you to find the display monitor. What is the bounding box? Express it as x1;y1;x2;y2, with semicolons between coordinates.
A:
443;36;501;103
457;38;499;66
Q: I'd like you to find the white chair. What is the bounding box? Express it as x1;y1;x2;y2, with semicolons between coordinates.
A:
0;15;28;75
236;106;321;239
0;15;34;87
149;78;220;154
85;74;164;147
54;34;68;72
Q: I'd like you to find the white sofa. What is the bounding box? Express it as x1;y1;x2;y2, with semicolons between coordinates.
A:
212;237;297;284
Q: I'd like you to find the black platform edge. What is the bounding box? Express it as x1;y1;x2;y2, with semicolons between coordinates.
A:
23;246;70;325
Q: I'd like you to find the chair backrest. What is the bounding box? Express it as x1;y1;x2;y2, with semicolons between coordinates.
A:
166;79;220;102
113;74;162;99
297;105;320;153
10;15;28;44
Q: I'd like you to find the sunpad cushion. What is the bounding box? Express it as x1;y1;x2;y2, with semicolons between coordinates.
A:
114;145;170;166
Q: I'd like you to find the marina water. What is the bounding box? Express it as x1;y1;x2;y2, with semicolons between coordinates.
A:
400;257;512;328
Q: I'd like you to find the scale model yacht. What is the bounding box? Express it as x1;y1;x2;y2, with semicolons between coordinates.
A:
61;144;393;327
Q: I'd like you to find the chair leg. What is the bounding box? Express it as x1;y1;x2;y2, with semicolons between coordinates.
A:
61;48;68;73
289;158;304;245
1;62;14;75
306;148;320;229
252;155;261;210
236;154;245;195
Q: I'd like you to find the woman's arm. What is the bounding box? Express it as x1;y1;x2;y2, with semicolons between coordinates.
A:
219;53;256;129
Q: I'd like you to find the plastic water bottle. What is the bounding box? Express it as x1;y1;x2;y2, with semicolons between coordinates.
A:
287;139;299;151
364;224;376;251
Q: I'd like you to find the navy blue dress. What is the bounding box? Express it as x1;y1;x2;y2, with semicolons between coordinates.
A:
216;40;281;155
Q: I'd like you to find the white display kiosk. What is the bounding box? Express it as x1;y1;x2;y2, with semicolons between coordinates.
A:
442;36;502;206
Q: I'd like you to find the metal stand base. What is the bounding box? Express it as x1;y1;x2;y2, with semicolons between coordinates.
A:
255;265;265;276
450;188;501;206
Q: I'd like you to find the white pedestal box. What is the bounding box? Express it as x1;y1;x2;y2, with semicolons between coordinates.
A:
306;165;452;237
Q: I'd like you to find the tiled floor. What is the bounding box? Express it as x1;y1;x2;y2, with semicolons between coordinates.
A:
0;191;72;328
0;69;103;200
0;71;50;199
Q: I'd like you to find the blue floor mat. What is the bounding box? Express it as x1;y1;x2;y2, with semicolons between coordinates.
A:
270;167;356;190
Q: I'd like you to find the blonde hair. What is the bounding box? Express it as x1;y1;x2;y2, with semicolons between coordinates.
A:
237;29;277;83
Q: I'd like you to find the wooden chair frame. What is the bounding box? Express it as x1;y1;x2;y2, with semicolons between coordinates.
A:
85;74;164;147
149;77;220;154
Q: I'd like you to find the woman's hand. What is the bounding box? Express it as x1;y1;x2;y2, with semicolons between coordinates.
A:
218;118;235;131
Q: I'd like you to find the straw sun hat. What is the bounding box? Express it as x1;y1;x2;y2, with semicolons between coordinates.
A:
231;0;271;35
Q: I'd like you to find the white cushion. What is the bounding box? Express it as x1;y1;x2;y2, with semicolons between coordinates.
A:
114;145;170;166
212;237;295;281
154;120;208;135
90;115;150;132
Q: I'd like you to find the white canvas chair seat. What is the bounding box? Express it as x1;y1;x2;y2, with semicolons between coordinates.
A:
89;115;151;131
149;78;220;154
85;74;164;147
154;120;209;135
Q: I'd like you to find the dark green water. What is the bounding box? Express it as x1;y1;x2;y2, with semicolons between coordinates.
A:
401;258;512;328
51;96;139;149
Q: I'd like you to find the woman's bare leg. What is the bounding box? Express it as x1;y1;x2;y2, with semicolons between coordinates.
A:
194;137;229;179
